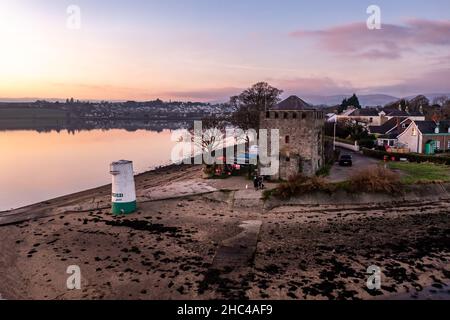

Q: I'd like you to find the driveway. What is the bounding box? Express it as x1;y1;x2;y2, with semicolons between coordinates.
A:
327;148;380;182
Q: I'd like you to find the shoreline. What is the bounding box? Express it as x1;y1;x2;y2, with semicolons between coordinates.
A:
1;143;243;217
0;162;449;300
0;161;185;213
0;162;201;226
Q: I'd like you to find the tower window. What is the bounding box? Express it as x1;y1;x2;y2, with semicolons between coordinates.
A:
274;112;279;119
284;112;288;119
266;111;270;118
286;156;290;162
293;112;297;119
285;135;290;144
302;113;307;119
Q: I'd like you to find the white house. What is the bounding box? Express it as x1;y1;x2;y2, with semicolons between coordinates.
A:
397;120;450;154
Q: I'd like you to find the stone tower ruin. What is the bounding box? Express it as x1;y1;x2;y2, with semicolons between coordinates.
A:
259;95;325;180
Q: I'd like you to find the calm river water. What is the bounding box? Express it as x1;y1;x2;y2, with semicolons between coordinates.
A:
0;127;178;211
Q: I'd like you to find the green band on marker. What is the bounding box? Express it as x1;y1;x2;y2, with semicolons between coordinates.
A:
112;201;137;215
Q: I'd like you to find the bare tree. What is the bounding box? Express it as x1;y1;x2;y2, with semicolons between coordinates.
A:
229;82;283;132
409;95;430;112
432;95;449;107
185;115;227;164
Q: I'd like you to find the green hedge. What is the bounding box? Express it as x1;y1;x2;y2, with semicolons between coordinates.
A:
361;148;450;165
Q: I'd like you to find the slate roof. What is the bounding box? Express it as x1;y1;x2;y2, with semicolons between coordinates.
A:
348;108;379;117
381;108;424;118
368;117;410;135
416;120;450;134
378;133;401;139
271;95;313;110
386;110;410;117
408;111;425;117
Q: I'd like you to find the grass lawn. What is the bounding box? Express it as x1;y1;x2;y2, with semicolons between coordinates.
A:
388;162;450;184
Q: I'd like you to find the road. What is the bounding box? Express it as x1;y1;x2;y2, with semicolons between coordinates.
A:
327;148;380;182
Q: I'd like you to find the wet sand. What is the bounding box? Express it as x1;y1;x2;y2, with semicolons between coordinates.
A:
0;165;449;300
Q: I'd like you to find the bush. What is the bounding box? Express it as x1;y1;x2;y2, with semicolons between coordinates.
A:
358;138;376;149
203;164;216;176
316;164;331;177
362;148;450;165
272;174;328;199
348;165;401;193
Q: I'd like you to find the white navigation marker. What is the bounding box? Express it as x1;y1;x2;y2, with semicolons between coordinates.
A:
109;160;137;215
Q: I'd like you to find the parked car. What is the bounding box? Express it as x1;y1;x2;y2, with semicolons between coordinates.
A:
338;154;353;166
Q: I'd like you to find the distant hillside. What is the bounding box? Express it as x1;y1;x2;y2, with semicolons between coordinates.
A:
303;94;399;107
3;93;449;107
0;97;63;103
404;93;450;103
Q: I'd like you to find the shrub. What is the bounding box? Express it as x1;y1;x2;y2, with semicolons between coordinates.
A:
348;165;401;193
316;164;331;177
362;148;450;165
272;174;328;199
203;164;216;176
358;138;376;149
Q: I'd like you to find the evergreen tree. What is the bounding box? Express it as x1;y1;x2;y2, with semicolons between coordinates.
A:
337;94;361;113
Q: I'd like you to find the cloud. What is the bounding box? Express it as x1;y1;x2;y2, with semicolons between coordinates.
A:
368;68;450;97
47;68;450;102
165;77;357;102
290;19;450;60
271;76;355;96
272;69;450;98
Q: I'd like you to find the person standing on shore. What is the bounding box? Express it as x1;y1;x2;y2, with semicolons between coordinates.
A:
253;174;259;190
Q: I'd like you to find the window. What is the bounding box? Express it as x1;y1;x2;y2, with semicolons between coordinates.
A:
266;111;270;118
286;157;290;162
293;112;297;119
274;112;279;119
412;127;417;136
285;135;290;144
302;113;306;119
284;112;288;119
369;117;373;123
448;141;450;150
402;123;406;128
436;141;441;150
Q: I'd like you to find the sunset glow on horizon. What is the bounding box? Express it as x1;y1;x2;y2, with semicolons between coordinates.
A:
1;0;449;102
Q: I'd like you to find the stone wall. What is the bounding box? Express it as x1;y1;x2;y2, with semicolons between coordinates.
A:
260;110;325;180
264;182;450;210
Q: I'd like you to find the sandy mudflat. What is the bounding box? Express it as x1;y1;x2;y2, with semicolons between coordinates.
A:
0;165;449;300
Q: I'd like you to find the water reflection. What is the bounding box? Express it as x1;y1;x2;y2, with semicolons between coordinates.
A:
0;120;182;211
0;118;191;133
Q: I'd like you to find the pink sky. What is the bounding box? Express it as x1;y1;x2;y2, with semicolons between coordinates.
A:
0;1;449;102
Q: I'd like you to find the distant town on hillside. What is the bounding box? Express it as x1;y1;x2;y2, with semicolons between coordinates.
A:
1;93;449;122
